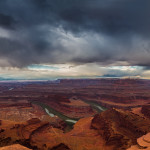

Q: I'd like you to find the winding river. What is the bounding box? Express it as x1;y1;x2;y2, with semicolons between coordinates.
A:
32;100;107;126
32;101;78;126
83;101;107;113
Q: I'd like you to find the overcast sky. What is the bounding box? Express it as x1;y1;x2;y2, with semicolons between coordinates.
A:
0;0;150;79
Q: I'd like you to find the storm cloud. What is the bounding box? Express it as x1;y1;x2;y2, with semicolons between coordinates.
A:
0;0;150;67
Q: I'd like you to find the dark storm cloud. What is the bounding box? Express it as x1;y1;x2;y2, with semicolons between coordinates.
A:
0;0;150;67
142;66;150;70
0;13;15;28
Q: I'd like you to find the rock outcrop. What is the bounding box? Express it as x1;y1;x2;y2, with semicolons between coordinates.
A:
91;108;150;150
0;144;32;150
141;105;150;119
127;132;150;150
1;108;150;150
0;117;111;150
0;118;49;147
50;143;71;150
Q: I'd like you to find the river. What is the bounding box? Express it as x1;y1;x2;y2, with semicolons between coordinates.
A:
32;100;107;126
83;101;107;113
32;101;78;126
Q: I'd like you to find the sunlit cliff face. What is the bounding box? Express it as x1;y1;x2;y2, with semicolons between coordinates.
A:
0;0;150;80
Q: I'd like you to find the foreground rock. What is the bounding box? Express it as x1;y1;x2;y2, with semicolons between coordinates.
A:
0;118;49;147
91;108;150;150
30;117;112;150
50;143;71;150
0;117;112;150
127;132;150;150
0;108;150;150
0;144;31;150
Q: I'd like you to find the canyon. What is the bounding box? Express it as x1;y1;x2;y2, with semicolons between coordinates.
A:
0;79;150;150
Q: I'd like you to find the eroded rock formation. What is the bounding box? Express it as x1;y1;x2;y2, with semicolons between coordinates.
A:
0;108;150;150
127;132;150;150
0;144;32;150
91;108;150;150
141;105;150;119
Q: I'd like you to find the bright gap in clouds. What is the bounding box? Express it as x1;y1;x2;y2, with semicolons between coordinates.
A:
28;64;59;71
107;66;142;71
0;63;149;80
26;64;144;78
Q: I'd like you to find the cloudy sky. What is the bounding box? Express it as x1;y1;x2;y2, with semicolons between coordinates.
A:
0;0;150;80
